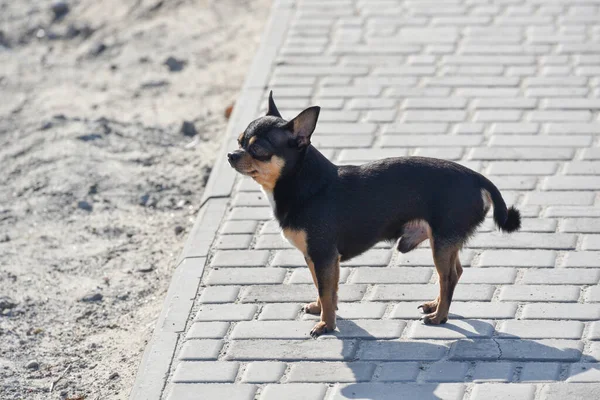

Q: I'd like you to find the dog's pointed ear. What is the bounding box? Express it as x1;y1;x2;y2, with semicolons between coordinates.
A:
286;106;320;147
266;90;282;118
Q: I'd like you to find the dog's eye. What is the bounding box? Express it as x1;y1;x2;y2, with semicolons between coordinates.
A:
249;144;271;159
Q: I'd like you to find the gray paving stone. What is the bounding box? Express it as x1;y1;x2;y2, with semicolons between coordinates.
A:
212;250;270;268
225;340;356;361
474;110;523;122
258;303;301;321
562;252;600;268
167;384;256;400
521;269;599;285
497;320;584;339
408;319;495;339
272;249;306;267
382;134;481;147
488;162;558;176
186;322;230;339
199;286;240;304
545;207;600;218
459;267;517;284
546;123;600;135
447;302;518;320
562;219;600;233
472;362;515;383
350;267;432;284
383;123;449;135
470;147;574;160
288;362;376;383
522;303;600;321
450;339;583;361
420;362;468;383
195;304;257;321
330;383;465;400
341;249;392;266
231;320;405;340
520;362;561;382
229;207;272;220
499;285;580;302
172;361;239;383
357;341;448;361
221;220;258;235
370;284;495;301
241;361;286;384
470;383;535;400
540;383;600;400
178;340;223;361
404;98;467;109
255;234;293;249
207;268;286;285
491;135;592;147
566;162;600;175
448;339;500;361
583;235;600;250
544;176;600;190
525;192;595;206
491;122;540;135
587;286;600;302
376;362;420;382
240;284;366;303
567;364;600;382
260;384;327;400
468;233;576;250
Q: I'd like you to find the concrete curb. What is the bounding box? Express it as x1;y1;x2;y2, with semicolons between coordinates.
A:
129;1;294;399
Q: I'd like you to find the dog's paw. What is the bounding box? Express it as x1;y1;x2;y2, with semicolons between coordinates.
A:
303;301;321;315
420;312;448;325
310;321;334;338
417;300;439;314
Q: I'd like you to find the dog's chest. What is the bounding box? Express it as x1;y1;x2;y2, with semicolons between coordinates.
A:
282;228;308;256
261;187;276;213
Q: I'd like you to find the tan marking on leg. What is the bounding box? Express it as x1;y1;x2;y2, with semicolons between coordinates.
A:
237;132;244;144
422;244;460;325
304;257;321;314
310;256;340;338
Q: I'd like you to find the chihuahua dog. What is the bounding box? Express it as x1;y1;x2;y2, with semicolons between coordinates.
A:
228;92;521;337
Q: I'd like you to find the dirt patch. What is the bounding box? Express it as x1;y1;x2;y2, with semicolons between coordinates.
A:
0;0;270;398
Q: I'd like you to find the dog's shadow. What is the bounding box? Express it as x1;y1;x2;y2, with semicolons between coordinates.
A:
311;317;595;400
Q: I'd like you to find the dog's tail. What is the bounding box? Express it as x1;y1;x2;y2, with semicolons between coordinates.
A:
479;176;521;233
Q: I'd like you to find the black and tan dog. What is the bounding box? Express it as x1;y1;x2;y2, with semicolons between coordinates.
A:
228;92;521;337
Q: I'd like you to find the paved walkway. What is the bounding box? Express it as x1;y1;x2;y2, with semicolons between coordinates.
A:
131;0;600;399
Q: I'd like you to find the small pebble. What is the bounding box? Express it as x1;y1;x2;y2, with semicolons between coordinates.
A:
180;121;197;137
137;265;154;273
174;226;184;235
80;292;103;302
164;56;186;72
77;200;93;211
51;1;70;20
108;371;119;380
26;360;39;370
0;296;16;310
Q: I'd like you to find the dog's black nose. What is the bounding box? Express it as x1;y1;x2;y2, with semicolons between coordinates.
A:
227;152;240;162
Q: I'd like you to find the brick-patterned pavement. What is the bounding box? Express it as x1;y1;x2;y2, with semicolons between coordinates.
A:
131;0;600;399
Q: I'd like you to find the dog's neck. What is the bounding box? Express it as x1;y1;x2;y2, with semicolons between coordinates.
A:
271;145;337;225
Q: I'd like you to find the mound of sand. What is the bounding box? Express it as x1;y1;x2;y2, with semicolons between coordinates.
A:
0;0;269;398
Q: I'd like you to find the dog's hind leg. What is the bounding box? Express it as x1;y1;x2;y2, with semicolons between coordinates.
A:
421;241;460;325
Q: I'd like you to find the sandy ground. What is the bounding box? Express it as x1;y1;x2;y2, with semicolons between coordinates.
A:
0;0;270;398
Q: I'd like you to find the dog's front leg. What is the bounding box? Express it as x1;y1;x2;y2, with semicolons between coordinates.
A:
309;254;340;338
303;257;321;314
